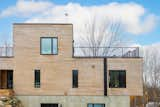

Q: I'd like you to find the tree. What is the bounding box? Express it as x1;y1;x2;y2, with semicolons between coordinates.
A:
133;47;160;107
143;47;160;102
74;16;130;57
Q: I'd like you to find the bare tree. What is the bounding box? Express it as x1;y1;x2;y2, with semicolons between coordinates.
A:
74;16;131;57
143;47;160;103
133;47;160;107
143;47;160;88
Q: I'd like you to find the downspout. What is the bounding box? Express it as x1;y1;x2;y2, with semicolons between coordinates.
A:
104;58;107;96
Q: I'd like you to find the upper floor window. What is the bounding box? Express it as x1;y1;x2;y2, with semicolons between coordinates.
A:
40;37;58;55
109;70;126;88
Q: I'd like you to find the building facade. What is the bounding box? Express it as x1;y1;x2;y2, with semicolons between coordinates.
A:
0;23;143;107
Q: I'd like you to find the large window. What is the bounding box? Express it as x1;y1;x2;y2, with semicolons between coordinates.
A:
41;37;58;55
34;70;40;88
109;70;126;88
72;70;78;88
88;104;105;107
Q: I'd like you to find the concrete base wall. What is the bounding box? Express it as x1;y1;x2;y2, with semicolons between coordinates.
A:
16;96;130;107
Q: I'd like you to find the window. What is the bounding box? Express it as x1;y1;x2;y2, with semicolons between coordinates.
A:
109;70;126;88
88;104;105;107
34;70;40;88
41;104;58;107
41;37;58;55
72;70;78;88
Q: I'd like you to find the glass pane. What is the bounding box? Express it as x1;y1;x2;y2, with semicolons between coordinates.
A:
88;104;93;107
52;38;58;54
119;71;126;88
94;104;104;107
41;38;52;54
73;70;78;88
35;70;40;88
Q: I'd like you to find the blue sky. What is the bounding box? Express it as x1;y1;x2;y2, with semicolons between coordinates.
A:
0;0;160;46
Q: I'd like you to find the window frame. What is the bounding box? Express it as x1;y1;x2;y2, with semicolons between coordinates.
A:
87;103;105;107
72;70;78;88
109;70;126;88
41;103;59;107
40;37;58;55
34;69;41;88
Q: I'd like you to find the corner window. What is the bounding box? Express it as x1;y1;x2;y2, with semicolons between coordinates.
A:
41;37;58;55
88;104;105;107
109;70;126;88
72;70;78;88
34;70;40;88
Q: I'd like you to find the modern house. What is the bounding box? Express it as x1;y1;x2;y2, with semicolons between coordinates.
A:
0;23;143;107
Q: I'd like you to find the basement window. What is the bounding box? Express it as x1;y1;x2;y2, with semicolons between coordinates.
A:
40;37;58;55
41;104;58;107
88;104;105;107
109;70;126;88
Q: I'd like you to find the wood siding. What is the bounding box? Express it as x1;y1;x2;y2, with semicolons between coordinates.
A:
107;58;143;96
13;24;104;96
0;24;143;96
0;58;14;70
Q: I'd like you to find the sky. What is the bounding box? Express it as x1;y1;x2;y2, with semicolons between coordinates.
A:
0;0;160;47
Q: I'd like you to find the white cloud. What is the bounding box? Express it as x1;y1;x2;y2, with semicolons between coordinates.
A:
0;0;53;17
0;1;158;35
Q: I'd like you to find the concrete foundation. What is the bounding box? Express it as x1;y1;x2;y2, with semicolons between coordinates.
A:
16;96;130;107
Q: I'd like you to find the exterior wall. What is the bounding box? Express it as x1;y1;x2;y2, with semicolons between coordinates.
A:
0;58;14;70
0;24;143;97
13;24;104;96
16;95;130;107
107;58;143;96
0;23;144;107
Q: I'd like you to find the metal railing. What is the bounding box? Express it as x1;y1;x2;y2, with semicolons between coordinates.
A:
73;47;139;58
0;47;14;57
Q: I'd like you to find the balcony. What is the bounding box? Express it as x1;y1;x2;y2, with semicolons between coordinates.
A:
0;47;13;58
73;47;139;58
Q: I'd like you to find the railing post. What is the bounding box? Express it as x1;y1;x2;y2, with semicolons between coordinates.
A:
137;47;139;57
122;47;123;57
5;46;7;56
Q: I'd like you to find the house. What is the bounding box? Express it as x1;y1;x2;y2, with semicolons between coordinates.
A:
0;23;143;107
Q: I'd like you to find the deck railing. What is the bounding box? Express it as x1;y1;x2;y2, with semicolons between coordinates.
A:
0;46;139;58
73;47;139;58
0;47;13;57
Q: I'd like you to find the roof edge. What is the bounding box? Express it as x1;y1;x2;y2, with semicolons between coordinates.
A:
13;23;73;25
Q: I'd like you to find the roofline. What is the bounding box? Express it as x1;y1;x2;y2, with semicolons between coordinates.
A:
72;56;143;59
13;23;73;25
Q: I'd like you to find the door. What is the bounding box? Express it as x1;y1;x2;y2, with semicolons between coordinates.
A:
41;104;58;107
0;70;7;89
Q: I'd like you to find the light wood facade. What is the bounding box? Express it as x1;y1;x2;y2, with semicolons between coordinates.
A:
0;23;143;96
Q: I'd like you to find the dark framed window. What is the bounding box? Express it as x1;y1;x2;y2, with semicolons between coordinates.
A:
34;70;40;88
72;70;78;88
109;70;126;88
88;104;105;107
40;37;58;55
41;104;58;107
7;70;13;89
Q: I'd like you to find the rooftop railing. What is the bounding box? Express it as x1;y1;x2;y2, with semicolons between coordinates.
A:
0;47;13;57
73;47;139;58
0;46;139;58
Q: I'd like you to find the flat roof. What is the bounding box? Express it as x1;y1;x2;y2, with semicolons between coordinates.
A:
13;23;73;25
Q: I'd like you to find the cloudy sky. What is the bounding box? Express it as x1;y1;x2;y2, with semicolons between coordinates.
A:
0;0;160;47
